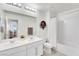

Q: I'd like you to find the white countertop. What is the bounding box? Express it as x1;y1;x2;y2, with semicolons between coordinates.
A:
0;36;43;52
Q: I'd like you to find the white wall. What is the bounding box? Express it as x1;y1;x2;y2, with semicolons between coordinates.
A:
57;9;79;55
36;10;48;40
4;11;37;38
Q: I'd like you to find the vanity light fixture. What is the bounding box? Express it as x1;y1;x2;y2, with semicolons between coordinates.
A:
6;3;37;13
13;3;22;8
24;6;29;10
17;3;22;7
24;6;37;13
13;3;17;5
6;3;22;8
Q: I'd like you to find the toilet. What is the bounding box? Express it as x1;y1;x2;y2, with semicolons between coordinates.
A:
44;42;53;55
44;42;56;55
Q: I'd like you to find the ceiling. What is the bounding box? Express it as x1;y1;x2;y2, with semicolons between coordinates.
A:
25;3;79;16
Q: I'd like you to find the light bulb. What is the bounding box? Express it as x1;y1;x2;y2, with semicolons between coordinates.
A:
13;3;17;5
17;3;22;7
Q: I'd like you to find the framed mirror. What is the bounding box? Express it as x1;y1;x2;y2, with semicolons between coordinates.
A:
0;16;5;40
40;20;46;29
28;27;33;35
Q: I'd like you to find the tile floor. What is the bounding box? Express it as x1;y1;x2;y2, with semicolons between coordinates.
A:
52;51;66;56
43;50;66;56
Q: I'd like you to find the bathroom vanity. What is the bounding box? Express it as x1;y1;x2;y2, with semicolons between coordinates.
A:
0;36;45;56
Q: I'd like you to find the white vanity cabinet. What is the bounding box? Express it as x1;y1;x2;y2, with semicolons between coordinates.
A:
26;41;43;56
0;39;44;56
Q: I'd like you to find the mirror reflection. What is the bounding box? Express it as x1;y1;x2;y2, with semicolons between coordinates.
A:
0;16;5;40
8;20;18;39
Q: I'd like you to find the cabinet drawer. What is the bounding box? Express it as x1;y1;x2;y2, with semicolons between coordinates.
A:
0;45;26;56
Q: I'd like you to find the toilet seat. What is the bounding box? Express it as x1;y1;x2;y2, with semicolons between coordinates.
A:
44;43;53;48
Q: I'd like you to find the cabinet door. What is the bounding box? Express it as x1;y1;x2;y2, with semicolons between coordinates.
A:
26;42;38;56
12;50;26;56
37;43;43;56
27;47;37;56
26;41;43;56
